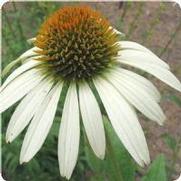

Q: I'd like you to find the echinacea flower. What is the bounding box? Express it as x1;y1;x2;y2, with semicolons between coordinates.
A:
1;6;181;179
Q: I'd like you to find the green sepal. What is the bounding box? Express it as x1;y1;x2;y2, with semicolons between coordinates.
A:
1;58;22;78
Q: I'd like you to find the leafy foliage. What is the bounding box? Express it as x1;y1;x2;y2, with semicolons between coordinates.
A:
141;154;167;181
168;95;181;107
162;133;177;151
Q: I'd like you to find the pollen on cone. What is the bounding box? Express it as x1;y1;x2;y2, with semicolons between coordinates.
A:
34;6;120;80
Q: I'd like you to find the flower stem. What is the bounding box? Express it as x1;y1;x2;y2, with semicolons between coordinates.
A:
12;2;27;48
127;3;144;39
159;20;181;57
142;3;165;45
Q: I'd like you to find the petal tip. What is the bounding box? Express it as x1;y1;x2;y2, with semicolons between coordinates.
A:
60;171;71;180
19;159;25;165
159;121;164;126
145;156;151;166
176;84;181;92
20;154;30;165
159;115;166;126
6;139;11;144
66;175;71;180
5;134;12;144
98;153;105;160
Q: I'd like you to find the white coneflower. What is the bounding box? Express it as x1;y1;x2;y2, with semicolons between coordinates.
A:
1;6;181;179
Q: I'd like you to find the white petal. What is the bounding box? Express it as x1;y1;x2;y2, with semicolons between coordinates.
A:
117;49;169;69
6;78;54;143
0;69;44;113
2;47;41;77
58;83;80;179
0;60;41;92
20;82;62;163
118;58;181;92
19;47;41;60
27;37;36;44
79;82;106;159
105;69;166;125
111;27;124;36
93;77;150;166
114;68;161;102
119;41;169;67
119;41;153;53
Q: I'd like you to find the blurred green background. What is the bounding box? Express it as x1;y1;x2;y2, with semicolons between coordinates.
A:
1;2;181;181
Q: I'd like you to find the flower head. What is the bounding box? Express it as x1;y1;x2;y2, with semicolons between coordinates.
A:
34;6;119;80
1;5;181;179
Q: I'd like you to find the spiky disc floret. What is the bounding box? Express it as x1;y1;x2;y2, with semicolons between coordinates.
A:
35;6;120;80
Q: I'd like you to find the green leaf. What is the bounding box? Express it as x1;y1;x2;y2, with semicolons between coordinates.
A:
84;116;136;181
162;133;177;151
84;139;104;172
168;95;181;107
141;154;167;181
104;117;136;181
